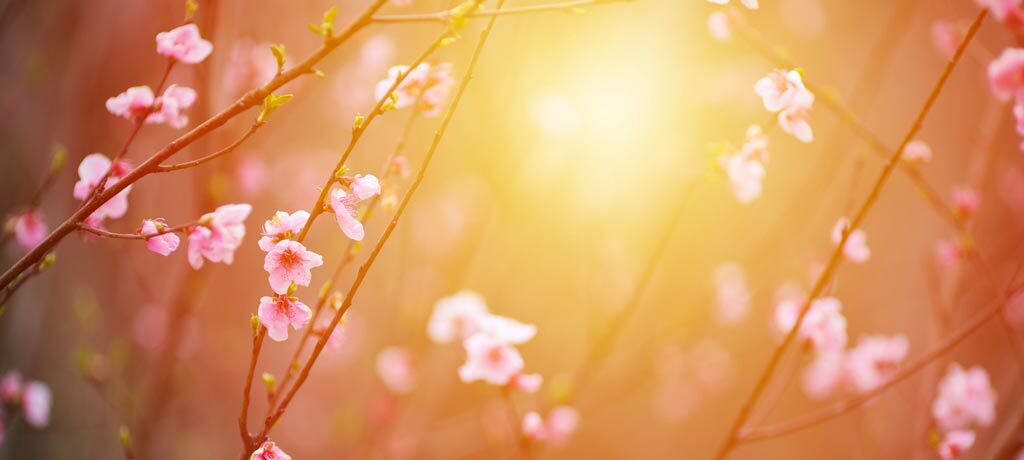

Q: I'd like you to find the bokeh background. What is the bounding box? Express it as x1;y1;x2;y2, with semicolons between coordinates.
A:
1;0;1023;458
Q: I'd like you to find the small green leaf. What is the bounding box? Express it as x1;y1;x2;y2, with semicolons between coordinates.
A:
261;372;277;393
51;143;66;172
257;93;294;123
352;114;365;132
270;44;286;73
310;6;338;38
448;0;479;32
39;252;56;271
250;314;260;335
184;0;198;21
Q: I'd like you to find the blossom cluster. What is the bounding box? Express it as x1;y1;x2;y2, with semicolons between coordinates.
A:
930;363;996;460
375;62;455;117
0;370;52;447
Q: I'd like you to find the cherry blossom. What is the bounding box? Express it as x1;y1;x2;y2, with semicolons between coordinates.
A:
0;371;22;403
475;314;537;345
250;440;291;460
831;217;870;263
139;219;180;256
458;333;525;385
802;352;844;399
257;294;312;342
754;69;813;113
775;296;848;353
713;262;751;325
258;210;310;252
156;24;213;64
187;203;252;269
263;239;324;294
427;290;490;343
706;0;759;10
105;86;155;120
988;48;1024;101
931;21;963;60
147;85;197;129
904;139;933;164
844;334;909;393
932;363;996;431
13;210;46;250
73;153;132;226
974;0;1024;24
351;174;382;200
521;406;580;445
376;346;416;394
779;105;814;143
937;429;976;460
21;381;51;428
937;238;968;268
708;11;735;42
375;62;455;117
331;188;365;241
509;373;543;393
952;187;981;219
720;153;765;204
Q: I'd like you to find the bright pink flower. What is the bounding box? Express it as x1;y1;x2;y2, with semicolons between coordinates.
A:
147;85;197;129
458;333;525;385
13;210;46;250
250;440;291;460
258;211;310;252
988;48;1024;101
74;153;132;225
156;24;213;64
187;203;252;269
257;294;312;342
105;86;155;120
0;371;22;403
754;69;813;113
802;352;844;399
509;373;543;393
904;140;933;163
427;290;490;344
844;334;909;393
376;346;416;394
775;296;847;353
330;188;365;241
706;0;759;9
521;406;580;445
832;217;870;263
937;429;976;460
932;363;996;431
713;262;751;325
931;21;963;60
263;239;324;294
22;381;51;428
139;219;180;256
352;174;382;200
952;187;981;219
708;11;735;42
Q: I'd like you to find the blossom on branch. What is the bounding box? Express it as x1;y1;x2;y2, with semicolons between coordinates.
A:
156;24;213;64
187;204;252;269
12;210;46;251
73;153;132;227
831;217;870;264
376;346;416;394
139;219;180;256
522;406;580;445
263;239;324;294
257;294;312;342
250;440;291;460
258;210;310;252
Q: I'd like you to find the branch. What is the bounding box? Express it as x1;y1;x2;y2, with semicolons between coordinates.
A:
156;122;264;172
75;221;197;240
239;328;266;451
711;9;987;459
371;0;627;23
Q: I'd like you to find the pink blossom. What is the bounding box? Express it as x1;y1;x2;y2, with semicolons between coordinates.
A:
250;441;291;460
236;157;268;196
708;11;735;42
904;139;933;163
988;48;1024;101
156;24;213;64
937;238;968;268
427;290;490;343
458;333;525;385
258;211;310;252
73;153;132;225
257;295;312;342
375;62;455;117
975;0;1023;23
148;85;197;129
720;153;765;204
263;239;324;294
932;363;996;431
13;210;46;250
521;406;580;445
706;0;759;9
952;187;981;219
376;346;416;394
22;381;51;428
105;86;155;120
931;21;963;60
844;334;909;393
754;69;813;113
775;296;848;353
187;203;251;269
937;429;976;460
475;314;537;345
802;352;844;399
139;219;180;256
509;373;543;393
352;174;382;200
0;370;22;403
330;188;365;241
779;104;814;143
713;262;751;325
391;156;410;178
831;217;870;263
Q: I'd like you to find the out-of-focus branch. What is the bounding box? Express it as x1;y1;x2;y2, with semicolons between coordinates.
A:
371;0;627;23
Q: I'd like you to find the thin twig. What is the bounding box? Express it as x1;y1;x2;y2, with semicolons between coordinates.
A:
75;221;198;240
371;0;626;23
156;122;264;172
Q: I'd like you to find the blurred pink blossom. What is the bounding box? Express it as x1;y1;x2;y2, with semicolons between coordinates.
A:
22;381;51;428
156;24;213;64
844;334;909;393
713;262;751;325
932;363;996;431
187;204;251;269
707;11;735;42
775;296;848;353
904;139;933;164
509;373;543;393
13;210;46;250
937;429;976;460
802;352;844;399
427;290;490;344
458;333;524;385
988;47;1024;101
931;21;963;60
952;187;981;219
521;406;580;445
832;217;870;263
0;371;22;403
376;346;416;394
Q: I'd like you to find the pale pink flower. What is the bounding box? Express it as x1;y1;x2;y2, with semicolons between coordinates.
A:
509;373;543;393
775;296;847;353
13;210;46;250
352;174;382;200
706;0;759;9
0;371;22;403
263;239;324;294
708;11;735;42
73;153;132;225
713;262;751;325
427;290;490;343
458;333;525;385
156;24;213;64
391;156;411;178
105;86;155;120
904;140;933;163
802;352;844;399
236;157;268;196
187;204;251;269
420;63;455;117
475;314;537;345
521;406;580;445
258;210;310;252
831;217;870;263
250;440;291;460
779;105;814;143
330;188;365;241
931;21;963;60
257;295;312;342
988;48;1024;101
975;0;1023;23
147;84;197;129
937;429;976;460
720;150;766;204
22;381;51;428
844;334;909;393
932;363;997;431
754;69;813;113
375;62;455;117
376;346;416;394
139;219;180;256
952;187;981;219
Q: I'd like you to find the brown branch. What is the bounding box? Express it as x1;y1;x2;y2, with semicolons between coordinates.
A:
75;221;198;240
156;122;264;172
711;10;987;459
239;328;266;451
371;0;627;23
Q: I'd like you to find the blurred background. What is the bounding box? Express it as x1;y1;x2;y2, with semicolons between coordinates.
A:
0;0;1023;458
